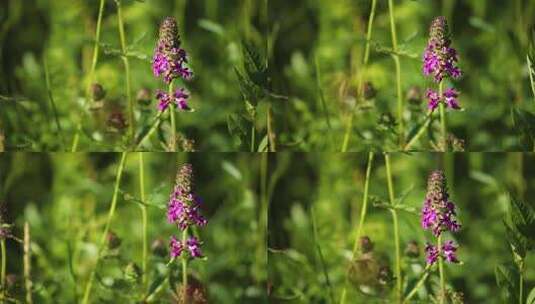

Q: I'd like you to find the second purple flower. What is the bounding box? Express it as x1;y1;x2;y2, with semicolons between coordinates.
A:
167;164;207;260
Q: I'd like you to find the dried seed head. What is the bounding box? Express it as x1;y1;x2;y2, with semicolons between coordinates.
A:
405;240;420;258
106;231;122;250
181;137;195;152
136;88;152;105
175;276;208;304
348;255;380;288
363;81;377;100
151;238;167;257
91;83;106;101
359;236;374;254
450;291;465;304
377;265;393;285
406;86;422;104
447;134;465;152
6;274;18;290
107;111;128;131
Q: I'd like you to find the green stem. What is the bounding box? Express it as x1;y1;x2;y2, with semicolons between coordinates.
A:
438;81;446;151
134;111;165;150
363;0;377;64
527;55;535;103
519;260;524;304
314;53;332;131
341;0;377;152
168;81;176;151
1;239;5;299
339;152;375;304
24;222;33;304
353;152;374;255
87;0;105;95
388;0;404;147
267;104;276;152
259;153;268;283
181;228;188;302
250;122;256;152
139;153;148;291
403;111;433;151
385;153;401;303
82;152;128;304
341;115;353;152
116;0;135;142
402;266;431;304
438;234;445;304
311;207;335;303
44;56;65;150
71;0;105;152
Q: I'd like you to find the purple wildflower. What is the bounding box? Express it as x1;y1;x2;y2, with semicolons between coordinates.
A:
425;241;459;265
170;236;184;258
443;87;460;109
421;170;461;237
426;89;441;111
167;164;207;260
174;88;190;111
425;87;461;111
423;16;461;82
152;17;193;84
156;89;190;112
442;240;459;263
156;90;172;112
425;243;440;265
186;237;203;258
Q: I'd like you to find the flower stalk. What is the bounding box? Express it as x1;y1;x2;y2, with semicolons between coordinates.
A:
339;152;375;303
341;0;377;152
82;152;128;304
421;170;462;303
387;0;404;147
166;164;207;301
138;153;148;290
384;153;402;302
115;0;135;141
71;0;106;151
24;222;33;304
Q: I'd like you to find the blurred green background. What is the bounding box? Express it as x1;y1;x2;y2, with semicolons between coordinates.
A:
0;0;267;151
268;153;535;303
0;153;266;303
268;0;535;150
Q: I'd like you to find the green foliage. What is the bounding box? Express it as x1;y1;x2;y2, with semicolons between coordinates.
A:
505;195;535;259
0;153;266;303
269;153;535;303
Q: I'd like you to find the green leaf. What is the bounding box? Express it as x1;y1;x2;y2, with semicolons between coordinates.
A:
257;135;269;152
526;286;535;304
198;19;226;37
146;272;166;299
504;221;527;259
221;160;243;181
227;113;247;144
394;185;414;206
495;264;519;303
508;195;535;242
512;107;535;149
242;41;268;86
